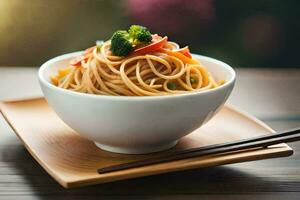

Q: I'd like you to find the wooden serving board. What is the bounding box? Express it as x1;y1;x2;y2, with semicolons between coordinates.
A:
0;98;293;188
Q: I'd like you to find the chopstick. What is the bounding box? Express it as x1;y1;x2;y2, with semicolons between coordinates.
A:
97;128;300;174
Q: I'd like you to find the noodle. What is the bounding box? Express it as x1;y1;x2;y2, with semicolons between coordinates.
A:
51;40;224;96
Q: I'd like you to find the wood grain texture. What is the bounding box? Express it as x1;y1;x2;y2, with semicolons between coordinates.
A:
0;68;299;199
0;98;292;188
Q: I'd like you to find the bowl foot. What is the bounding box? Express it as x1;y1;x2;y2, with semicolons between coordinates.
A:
94;141;178;154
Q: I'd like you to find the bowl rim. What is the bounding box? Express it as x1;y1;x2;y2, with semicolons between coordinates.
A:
38;52;236;101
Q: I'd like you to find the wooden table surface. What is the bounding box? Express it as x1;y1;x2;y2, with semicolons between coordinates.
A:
0;67;299;200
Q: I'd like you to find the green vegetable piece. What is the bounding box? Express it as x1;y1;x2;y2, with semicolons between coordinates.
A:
110;25;152;56
59;76;66;83
190;77;198;84
96;40;104;51
110;30;133;56
129;25;152;43
167;82;177;90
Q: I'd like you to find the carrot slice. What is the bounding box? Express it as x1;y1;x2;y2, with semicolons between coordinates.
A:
50;76;59;86
161;49;198;64
132;36;168;56
174;46;192;58
58;67;71;78
70;46;95;67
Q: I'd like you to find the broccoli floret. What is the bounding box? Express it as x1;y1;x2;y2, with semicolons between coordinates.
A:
110;25;152;56
110;30;133;56
129;25;152;43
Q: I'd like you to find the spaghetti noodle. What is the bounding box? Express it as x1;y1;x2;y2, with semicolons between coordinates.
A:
51;32;224;96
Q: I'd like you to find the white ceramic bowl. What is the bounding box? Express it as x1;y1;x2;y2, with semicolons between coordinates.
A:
38;52;235;154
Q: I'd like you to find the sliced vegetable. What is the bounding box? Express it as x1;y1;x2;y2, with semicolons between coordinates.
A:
96;40;104;51
58;67;71;78
175;46;192;58
161;48;198;64
167;82;177;90
132;36;168;56
50;76;59;86
190;76;198;84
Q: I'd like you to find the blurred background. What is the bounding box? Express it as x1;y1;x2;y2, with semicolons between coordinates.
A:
0;0;299;67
